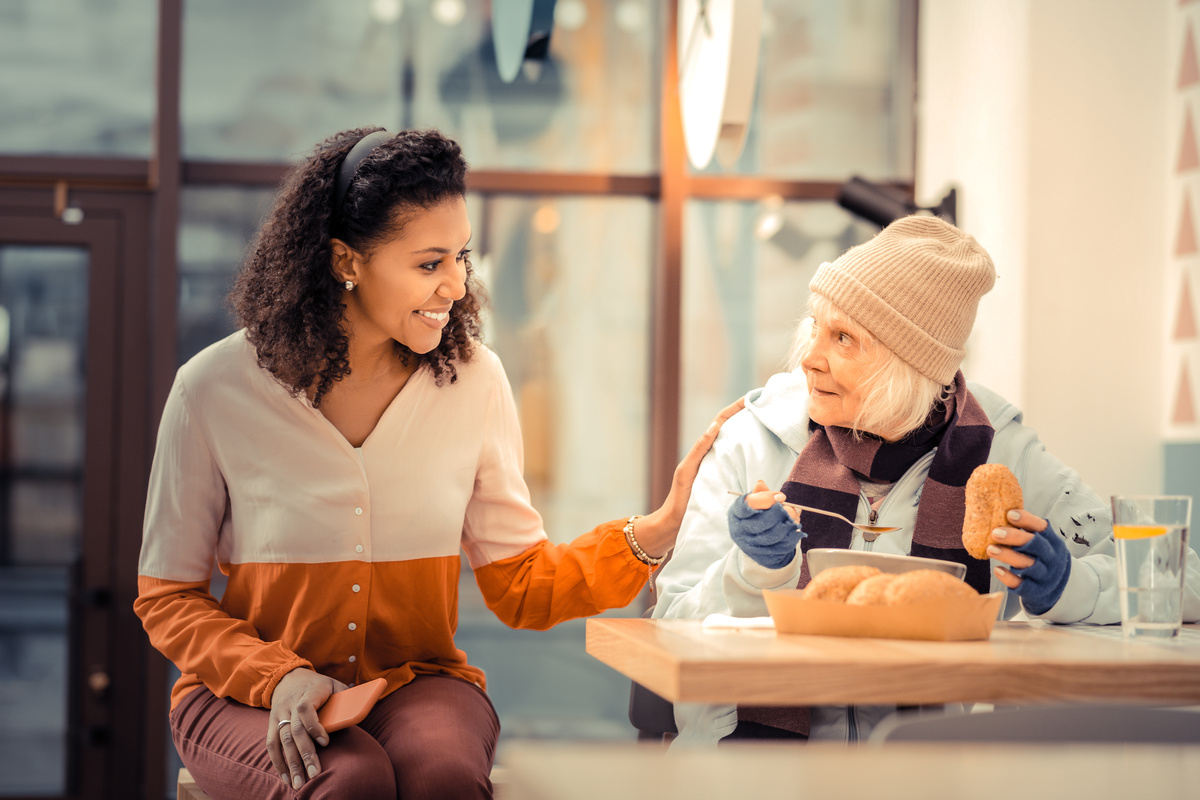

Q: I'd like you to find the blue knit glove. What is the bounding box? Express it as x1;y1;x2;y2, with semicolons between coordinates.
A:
1010;521;1072;615
728;494;806;570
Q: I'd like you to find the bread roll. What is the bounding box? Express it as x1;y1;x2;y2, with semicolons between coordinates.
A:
804;565;881;602
844;573;897;606
884;569;977;605
962;463;1023;560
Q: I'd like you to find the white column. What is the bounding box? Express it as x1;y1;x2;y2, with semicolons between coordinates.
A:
918;0;1169;498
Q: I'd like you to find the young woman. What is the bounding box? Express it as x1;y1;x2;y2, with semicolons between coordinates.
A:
135;127;740;799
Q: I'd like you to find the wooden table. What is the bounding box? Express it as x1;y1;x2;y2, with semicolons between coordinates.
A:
585;618;1200;706
500;741;1200;800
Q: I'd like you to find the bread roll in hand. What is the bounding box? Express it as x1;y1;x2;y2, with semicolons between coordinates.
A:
962;463;1023;560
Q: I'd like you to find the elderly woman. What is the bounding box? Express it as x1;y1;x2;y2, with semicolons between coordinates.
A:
653;215;1200;745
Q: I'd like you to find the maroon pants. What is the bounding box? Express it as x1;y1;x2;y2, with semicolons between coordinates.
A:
171;674;500;800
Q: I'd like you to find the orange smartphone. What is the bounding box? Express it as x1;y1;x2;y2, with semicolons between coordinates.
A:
316;677;387;733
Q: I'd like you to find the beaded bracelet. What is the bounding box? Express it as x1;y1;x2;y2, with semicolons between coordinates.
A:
623;515;667;567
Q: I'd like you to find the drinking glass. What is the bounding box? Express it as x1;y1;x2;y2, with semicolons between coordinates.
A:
1110;495;1192;638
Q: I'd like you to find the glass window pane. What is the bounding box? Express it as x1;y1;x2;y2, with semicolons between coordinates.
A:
182;0;658;172
0;247;88;566
0;0;155;157
699;0;914;180
459;194;653;741
422;0;660;172
474;195;652;539
0;244;89;796
178;188;277;365
680;200;877;448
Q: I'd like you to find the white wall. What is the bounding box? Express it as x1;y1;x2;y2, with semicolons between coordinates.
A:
918;0;1168;499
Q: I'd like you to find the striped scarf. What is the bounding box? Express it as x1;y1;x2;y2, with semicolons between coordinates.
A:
784;371;995;594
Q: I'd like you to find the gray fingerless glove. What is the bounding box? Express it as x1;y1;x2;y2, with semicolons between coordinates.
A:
1011;521;1072;615
728;495;805;570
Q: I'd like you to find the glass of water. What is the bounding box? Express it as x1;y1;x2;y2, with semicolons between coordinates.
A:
1110;495;1192;638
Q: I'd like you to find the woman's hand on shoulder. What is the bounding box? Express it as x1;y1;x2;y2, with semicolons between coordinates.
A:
630;398;745;558
267;667;349;790
671;398;745;508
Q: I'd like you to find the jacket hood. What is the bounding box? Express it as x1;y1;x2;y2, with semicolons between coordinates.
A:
743;370;812;453
742;370;1024;453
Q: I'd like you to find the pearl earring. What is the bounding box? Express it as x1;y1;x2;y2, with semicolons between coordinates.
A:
344;280;355;290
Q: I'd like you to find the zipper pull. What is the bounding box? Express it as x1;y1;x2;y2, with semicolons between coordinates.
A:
863;509;880;543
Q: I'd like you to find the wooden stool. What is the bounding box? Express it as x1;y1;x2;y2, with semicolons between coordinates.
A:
176;769;213;800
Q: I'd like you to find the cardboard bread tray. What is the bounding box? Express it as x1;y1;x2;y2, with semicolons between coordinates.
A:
763;589;1006;642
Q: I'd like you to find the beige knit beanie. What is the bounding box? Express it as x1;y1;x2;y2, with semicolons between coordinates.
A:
809;215;995;384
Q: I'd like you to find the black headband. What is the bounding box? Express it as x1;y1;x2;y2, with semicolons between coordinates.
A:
334;130;391;214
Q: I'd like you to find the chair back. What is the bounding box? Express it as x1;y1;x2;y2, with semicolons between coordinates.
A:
627;606;677;739
628;680;677;739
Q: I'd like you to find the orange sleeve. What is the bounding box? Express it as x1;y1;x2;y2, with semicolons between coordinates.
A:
134;575;311;708
471;519;649;630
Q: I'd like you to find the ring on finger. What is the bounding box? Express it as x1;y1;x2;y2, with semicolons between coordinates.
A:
277;719;292;731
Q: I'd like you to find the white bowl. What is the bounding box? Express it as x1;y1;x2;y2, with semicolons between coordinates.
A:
806;548;967;580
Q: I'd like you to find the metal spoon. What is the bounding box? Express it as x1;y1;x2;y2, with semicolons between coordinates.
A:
726;490;900;539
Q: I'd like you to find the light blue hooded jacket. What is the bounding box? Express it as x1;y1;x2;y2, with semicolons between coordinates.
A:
653;370;1200;744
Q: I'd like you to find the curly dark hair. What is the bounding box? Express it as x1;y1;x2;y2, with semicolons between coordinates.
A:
229;127;484;406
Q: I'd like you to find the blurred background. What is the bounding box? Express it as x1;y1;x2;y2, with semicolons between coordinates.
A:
0;0;1194;798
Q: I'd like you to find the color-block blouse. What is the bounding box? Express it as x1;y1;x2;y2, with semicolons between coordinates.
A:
135;331;645;710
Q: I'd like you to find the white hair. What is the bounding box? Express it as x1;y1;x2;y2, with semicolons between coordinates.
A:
788;294;952;441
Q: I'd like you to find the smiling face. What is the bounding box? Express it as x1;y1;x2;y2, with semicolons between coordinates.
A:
799;302;888;431
334;196;472;355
